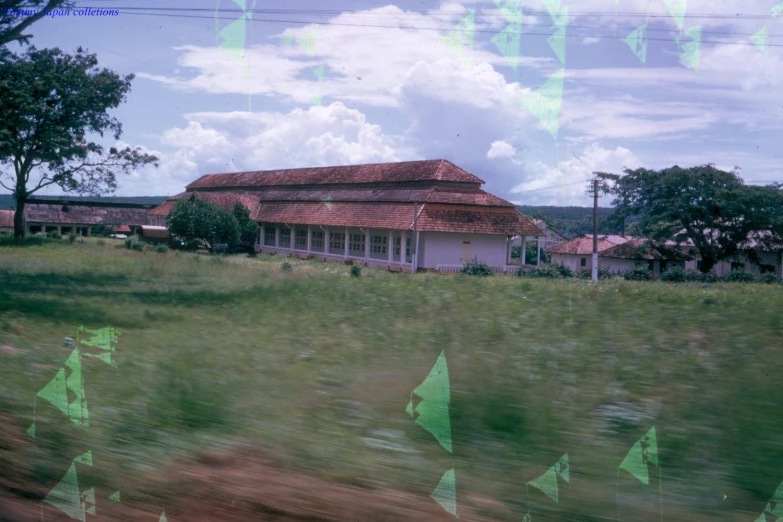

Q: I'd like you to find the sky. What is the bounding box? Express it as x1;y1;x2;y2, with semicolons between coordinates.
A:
3;0;782;206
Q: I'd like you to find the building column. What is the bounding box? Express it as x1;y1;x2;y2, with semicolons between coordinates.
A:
344;227;349;258
259;224;264;248
537;236;542;266
289;225;294;252
274;225;279;248
324;227;330;257
401;230;407;268
521;236;527;266
364;229;370;263
307;225;312;253
387;229;393;265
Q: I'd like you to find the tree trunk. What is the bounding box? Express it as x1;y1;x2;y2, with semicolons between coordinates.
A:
700;254;719;274
13;194;26;243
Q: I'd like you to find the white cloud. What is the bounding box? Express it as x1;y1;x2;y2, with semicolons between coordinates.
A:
582;37;600;45
487;140;516;159
509;143;644;205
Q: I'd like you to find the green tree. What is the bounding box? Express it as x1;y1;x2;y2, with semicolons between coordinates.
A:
232;201;259;245
1;1;73;47
607;164;783;273
166;198;239;254
0;46;158;241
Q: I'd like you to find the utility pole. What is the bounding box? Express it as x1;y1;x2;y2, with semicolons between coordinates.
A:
588;171;622;283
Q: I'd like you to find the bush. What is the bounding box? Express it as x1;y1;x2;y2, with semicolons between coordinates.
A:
155;244;168;254
624;266;652;281
67;233;77;243
460;258;493;276
144;243;156;252
720;268;755;283
280;261;293;272
349;264;361;277
34;232;46;238
132;241;146;252
660;265;686;282
520;263;573;279
577;267;613;280
124;238;135;249
96;239;106;246
683;269;703;282
757;272;781;284
46;230;62;240
75;237;87;244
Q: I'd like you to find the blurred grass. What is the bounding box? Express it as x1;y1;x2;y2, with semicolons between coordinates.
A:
1;235;783;520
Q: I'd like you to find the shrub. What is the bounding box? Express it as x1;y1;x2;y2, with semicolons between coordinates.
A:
522;263;573;279
757;272;781;284
155;244;169;254
720;268;755;283
660;265;686;282
67;233;77;243
144;243;156;252
349;264;361;277
34;232;46;238
96;239;106;246
124;238;135;249
578;267;613;280
280;261;293;272
460;258;493;276
46;230;62;240
75;237;87;244
132;241;146;252
683;269;703;282
624;266;652;281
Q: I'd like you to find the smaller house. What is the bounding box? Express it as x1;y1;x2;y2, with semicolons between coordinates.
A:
23;198;155;236
138;225;169;244
668;232;783;277
548;235;679;276
0;210;14;232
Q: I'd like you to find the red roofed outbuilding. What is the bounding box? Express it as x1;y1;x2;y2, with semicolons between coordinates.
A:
150;159;543;273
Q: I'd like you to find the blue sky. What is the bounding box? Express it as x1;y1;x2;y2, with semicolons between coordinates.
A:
7;0;783;205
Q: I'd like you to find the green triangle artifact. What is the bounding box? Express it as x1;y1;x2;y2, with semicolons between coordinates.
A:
430;468;457;517
405;399;414;418
500;0;522;25
44;463;84;522
322;196;332;209
620;440;648;485
680;26;701;71
751;27;767;52
491;23;522;70
82;487;95;505
27;423;35;438
662;0;687;30
772;2;783;18
541;0;561;19
38;367;69;417
623;24;647;63
86;505;95;515
77;326;118;352
754;514;766;522
160;511;167;522
83;350;114;367
529;465;559;503
558;453;569;482
219;16;247;66
65;349;88;427
410;350;452;453
108;491;120;502
311;94;322;106
521;68;564;138
74;450;93;467
442;10;475;69
312;65;325;81
642;426;658;467
547;24;567;65
230;0;246;10
282;34;293;46
298;30;316;54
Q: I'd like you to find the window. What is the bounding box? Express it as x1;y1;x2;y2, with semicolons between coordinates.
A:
312;230;324;249
279;227;291;247
295;228;307;249
394;237;411;257
330;232;345;251
370;235;387;255
463;240;470;245
349;233;365;252
580;257;586;267
264;227;276;246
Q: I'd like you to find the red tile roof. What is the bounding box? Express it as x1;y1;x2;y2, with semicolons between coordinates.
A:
251;201;540;235
0;209;14;228
24;203;149;226
186;160;484;189
148;192;262;217
548;234;678;260
547;235;618;255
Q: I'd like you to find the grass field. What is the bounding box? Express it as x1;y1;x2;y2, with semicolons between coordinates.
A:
2;234;783;521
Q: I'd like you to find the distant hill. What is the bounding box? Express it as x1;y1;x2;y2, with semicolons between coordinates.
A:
517;205;638;239
0;194;167;209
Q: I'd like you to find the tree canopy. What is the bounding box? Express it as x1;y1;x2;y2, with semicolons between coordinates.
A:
167;198;240;253
0;46;158;240
1;1;73;46
232;201;260;245
607;164;783;273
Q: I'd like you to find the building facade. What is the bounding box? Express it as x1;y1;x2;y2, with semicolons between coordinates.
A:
149;160;543;273
22;198;155;236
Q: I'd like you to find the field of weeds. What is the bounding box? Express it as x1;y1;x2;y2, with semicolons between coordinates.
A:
1;235;783;521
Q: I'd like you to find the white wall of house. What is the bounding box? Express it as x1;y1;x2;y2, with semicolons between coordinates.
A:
551;253;589;273
422;232;511;268
551;253;663;275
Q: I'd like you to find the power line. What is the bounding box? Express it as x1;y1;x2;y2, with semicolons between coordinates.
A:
108;10;783;48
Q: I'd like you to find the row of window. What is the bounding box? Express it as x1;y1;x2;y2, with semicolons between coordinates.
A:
262;227;412;258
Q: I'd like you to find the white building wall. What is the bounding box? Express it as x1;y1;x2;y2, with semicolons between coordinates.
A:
421;232;510;268
551;253;590;273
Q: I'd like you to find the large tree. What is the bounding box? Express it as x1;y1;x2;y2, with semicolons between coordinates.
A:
607;164;783;273
1;1;73;46
167;198;240;253
232;201;260;246
0;46;158;240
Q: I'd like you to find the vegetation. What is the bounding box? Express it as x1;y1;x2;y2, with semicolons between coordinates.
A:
518;263;573;279
155;244;168;254
349;264;361;277
280;261;293;272
0;0;75;46
0;46;158;241
2;243;783;520
607;164;783;273
460;257;493;276
166;198;240;254
659;265;686;282
623;266;652;281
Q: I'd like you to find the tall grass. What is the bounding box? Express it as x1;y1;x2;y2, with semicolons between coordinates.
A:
1;242;782;520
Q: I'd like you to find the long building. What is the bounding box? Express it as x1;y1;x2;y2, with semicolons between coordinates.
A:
149;159;543;273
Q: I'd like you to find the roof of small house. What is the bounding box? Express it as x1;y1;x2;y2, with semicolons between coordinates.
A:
186;159;484;190
24;201;150;225
0;209;14;228
548;234;686;260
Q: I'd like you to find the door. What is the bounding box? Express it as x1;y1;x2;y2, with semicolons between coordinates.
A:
461;240;472;263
